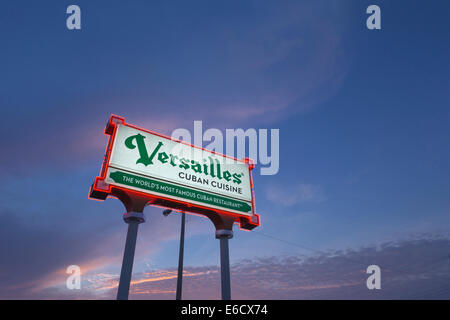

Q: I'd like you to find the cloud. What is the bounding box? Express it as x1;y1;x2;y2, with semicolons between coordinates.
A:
0;2;349;173
0;203;192;299
266;183;326;206
14;235;450;299
0;110;186;175
136;236;450;300
161;1;348;127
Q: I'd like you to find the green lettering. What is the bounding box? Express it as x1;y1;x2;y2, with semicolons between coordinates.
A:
179;158;190;169
208;157;216;178
124;134;152;166
190;160;202;173
158;152;169;163
232;173;242;184
169;154;178;167
223;170;231;181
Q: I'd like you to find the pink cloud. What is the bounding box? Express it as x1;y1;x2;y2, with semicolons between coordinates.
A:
32;235;450;300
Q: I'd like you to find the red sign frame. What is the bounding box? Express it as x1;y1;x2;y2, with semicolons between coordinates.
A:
89;115;260;230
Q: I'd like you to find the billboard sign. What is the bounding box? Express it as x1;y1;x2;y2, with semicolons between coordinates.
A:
90;115;259;230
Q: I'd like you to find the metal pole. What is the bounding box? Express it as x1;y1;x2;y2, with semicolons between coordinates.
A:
117;212;145;300
176;211;186;300
216;229;233;300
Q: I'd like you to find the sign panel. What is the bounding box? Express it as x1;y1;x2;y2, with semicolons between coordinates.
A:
90;115;259;229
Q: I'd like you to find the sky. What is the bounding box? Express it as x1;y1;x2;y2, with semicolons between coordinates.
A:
0;0;449;299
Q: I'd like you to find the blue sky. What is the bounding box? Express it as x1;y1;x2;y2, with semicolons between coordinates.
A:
0;1;449;299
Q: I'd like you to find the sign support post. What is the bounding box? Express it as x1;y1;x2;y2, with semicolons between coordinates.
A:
216;229;233;300
176;211;186;300
117;211;145;300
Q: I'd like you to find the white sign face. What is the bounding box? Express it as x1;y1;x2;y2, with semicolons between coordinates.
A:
104;124;253;216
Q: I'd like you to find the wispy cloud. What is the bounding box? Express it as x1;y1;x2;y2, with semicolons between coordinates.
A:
0;205;190;299
266;183;326;206
0;2;349;173
16;235;450;299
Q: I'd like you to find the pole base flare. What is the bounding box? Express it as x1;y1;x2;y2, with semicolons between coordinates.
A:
216;229;233;239
123;211;146;224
